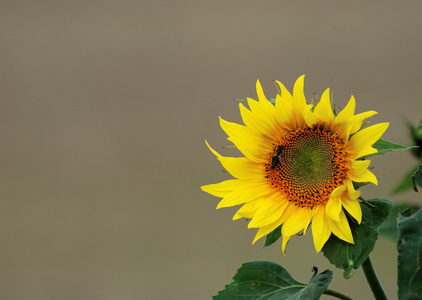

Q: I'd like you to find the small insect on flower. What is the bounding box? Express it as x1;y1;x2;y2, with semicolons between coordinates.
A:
271;146;285;169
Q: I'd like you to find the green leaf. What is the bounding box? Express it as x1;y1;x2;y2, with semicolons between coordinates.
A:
263;225;282;248
289;270;333;300
397;208;422;300
411;164;422;192
407;117;422;160
213;261;332;300
378;203;419;242
322;198;393;278
370;138;416;157
392;166;419;194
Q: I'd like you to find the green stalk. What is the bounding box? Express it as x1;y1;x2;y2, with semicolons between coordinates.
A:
361;256;388;300
323;289;354;300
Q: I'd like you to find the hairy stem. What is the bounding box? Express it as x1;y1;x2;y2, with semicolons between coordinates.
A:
323;288;354;300
361;256;388;300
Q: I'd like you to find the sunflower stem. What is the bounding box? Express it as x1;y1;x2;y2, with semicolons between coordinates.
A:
361;256;388;300
323;289;354;300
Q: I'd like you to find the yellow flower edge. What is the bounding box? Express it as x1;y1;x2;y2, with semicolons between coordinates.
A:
201;75;389;254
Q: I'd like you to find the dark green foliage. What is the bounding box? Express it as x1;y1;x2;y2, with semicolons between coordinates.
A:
411;164;422;192
379;203;420;242
371;138;416;157
392;166;418;194
322;198;393;278
263;225;282;248
213;261;332;300
397;209;422;300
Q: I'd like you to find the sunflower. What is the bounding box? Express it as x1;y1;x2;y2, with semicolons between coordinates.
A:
201;75;389;253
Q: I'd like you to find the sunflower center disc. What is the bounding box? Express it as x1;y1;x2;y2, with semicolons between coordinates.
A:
266;126;348;208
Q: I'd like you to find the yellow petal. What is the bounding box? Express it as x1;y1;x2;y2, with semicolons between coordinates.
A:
275;80;293;100
255;79;267;102
239;102;275;139
349;111;378;134
303;104;319;128
216;191;250;208
224;137;267;164
275;94;296;132
292;75;307;111
311;207;332;252
219;117;264;145
331;184;348;197
247;98;274;127
350;146;378;159
205;139;222;158
206;138;265;178
201;179;239;197
255;80;280;119
292;75;307;127
252;218;283;244
248;194;288;228
246;97;284;139
335;95;356;124
333;95;356;140
218;156;265;179
312;88;334;124
233;213;242;220
216;180;271;209
281;206;312;237
350;159;371;174
349;160;378;185
346;123;389;158
328;210;354;244
219;117;270;163
346;180;361;200
233;199;262;219
325;196;342;222
342;197;362;224
281;234;292;255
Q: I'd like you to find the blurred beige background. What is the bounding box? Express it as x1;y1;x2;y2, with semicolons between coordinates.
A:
1;1;421;299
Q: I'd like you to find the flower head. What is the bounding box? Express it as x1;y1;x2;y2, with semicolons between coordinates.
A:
201;75;389;253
